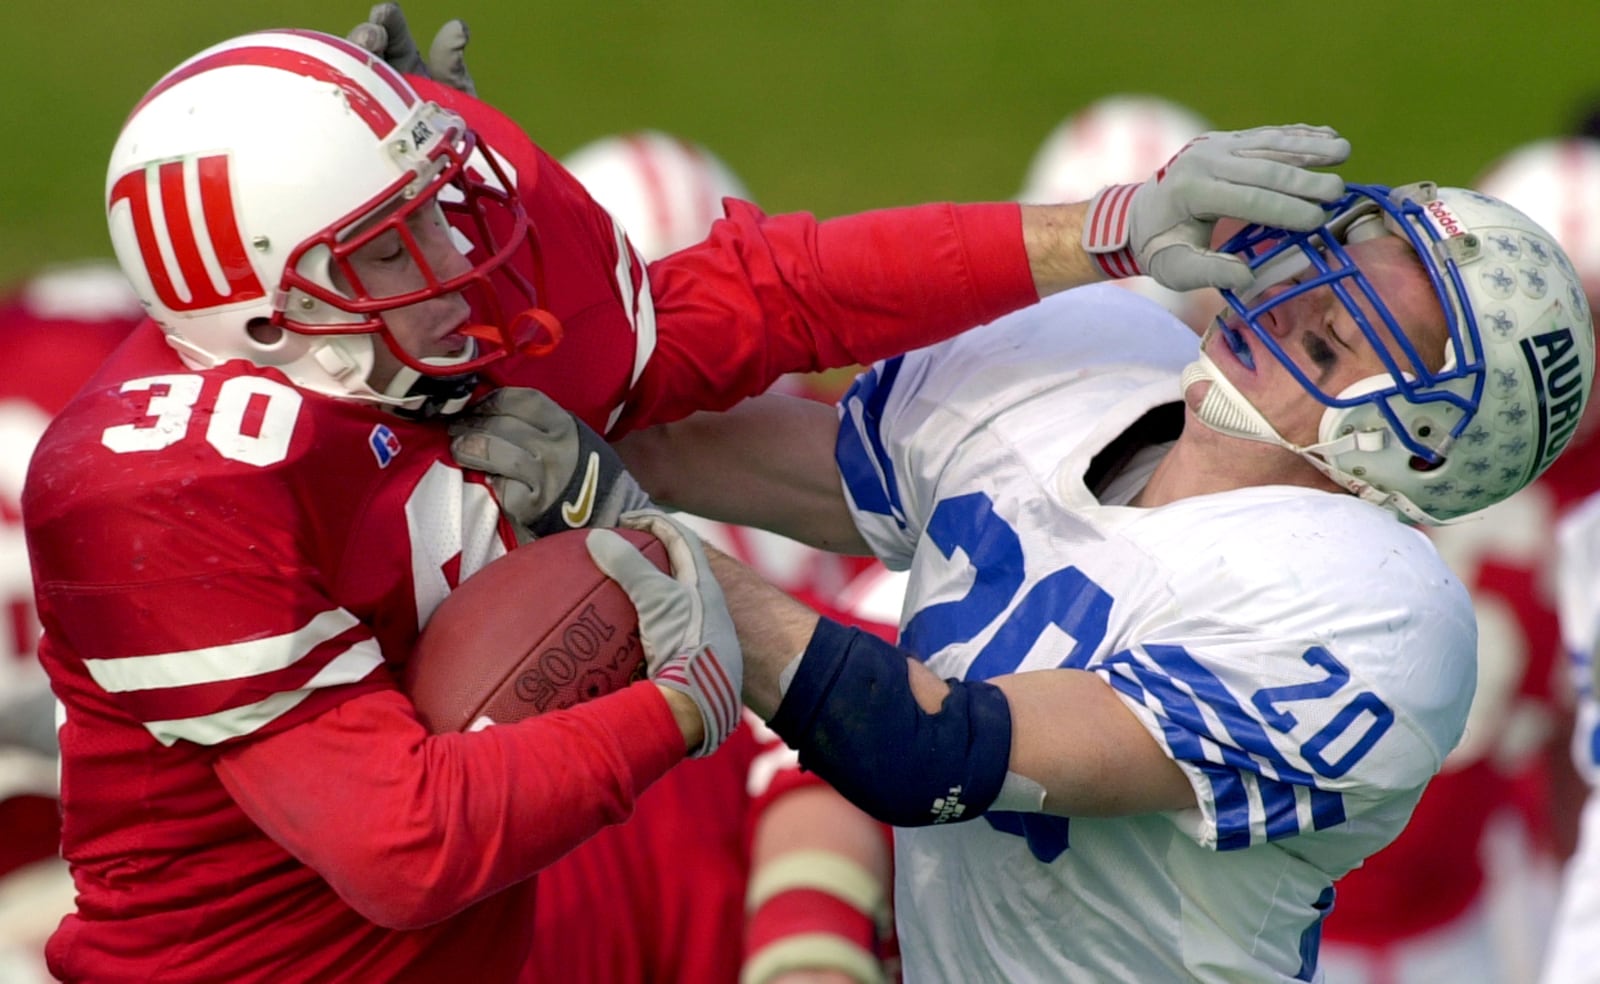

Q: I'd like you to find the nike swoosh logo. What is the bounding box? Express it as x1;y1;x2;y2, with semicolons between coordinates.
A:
561;452;601;527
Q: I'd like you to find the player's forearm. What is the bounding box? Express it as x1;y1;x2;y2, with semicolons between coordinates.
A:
216;684;683;929
734;599;1195;824
1021;202;1107;297
989;670;1196;817
706;547;821;717
615;395;870;555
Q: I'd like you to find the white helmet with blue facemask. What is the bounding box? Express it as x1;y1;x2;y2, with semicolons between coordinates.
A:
1183;182;1595;524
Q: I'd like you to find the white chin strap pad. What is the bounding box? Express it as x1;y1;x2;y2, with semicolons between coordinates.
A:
1180;354;1434;521
1181;354;1282;444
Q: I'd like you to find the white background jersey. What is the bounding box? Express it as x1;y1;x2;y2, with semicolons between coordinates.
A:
836;286;1477;983
1556;491;1600;784
1541;492;1600;984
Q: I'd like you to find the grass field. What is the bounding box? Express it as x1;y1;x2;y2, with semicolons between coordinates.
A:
4;1;1600;284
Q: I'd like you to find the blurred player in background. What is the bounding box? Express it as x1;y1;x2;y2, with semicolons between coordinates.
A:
0;262;140;984
1317;136;1600;984
523;128;899;983
1537;113;1600;984
1545;488;1600;983
1018;93;1219;332
563;130;753;264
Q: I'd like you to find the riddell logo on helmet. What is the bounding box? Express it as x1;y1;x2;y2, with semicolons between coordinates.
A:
1423;199;1468;239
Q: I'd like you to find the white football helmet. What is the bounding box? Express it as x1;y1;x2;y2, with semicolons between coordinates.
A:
106;30;548;414
1476;138;1600;290
1184;182;1595;523
562;131;750;262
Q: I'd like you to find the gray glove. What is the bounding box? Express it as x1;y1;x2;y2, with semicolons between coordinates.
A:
347;3;477;96
1082;124;1350;292
450;388;652;544
587;511;744;756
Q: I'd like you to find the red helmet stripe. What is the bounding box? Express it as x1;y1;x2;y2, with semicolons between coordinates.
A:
677;136;717;240
108;156;265;313
276;29;417;108
1560;141;1591;273
108;169;182;311
626;134;674;250
196;155;266;302
129;46;399;137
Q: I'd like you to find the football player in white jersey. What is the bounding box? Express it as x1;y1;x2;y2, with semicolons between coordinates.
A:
557;181;1597;982
1546;490;1600;984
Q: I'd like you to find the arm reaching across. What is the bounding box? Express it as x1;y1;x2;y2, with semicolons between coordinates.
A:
1027;124;1349;295
615;393;865;554
602;514;1197;824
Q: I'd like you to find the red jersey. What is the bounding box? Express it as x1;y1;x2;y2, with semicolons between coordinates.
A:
526;522;904;983
29;81;1037;983
0;264;139;878
525;717;766;982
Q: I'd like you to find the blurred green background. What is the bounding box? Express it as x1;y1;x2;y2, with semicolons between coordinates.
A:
4;1;1599;285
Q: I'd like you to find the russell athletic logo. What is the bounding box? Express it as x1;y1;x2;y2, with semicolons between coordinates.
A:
107;154;265;313
369;424;402;468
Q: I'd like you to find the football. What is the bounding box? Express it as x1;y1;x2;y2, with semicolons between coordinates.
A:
402;528;669;734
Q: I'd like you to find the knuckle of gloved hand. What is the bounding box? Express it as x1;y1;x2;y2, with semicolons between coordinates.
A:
451;425;496;457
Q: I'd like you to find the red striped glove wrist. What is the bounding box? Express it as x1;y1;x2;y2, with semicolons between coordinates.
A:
1081;182;1143;281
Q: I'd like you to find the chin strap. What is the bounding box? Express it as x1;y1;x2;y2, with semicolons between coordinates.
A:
382;366;479;419
1180;351;1437;523
381;339;482;420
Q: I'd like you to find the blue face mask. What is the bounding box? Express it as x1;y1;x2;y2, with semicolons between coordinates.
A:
1214;182;1482;468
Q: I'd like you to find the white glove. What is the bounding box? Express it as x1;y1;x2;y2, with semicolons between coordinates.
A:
1082;124;1350;292
348;3;477;96
450;388;653;544
586;511;743;757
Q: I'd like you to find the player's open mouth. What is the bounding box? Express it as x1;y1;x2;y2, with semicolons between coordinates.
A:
1216;317;1256;371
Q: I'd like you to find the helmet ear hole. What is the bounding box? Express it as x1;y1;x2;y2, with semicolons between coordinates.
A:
246;318;284;346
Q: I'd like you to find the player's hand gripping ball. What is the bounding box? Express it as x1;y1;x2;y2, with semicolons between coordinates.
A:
402;528;669;733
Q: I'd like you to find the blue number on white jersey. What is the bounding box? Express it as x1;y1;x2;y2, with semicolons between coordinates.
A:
831;287;1475;984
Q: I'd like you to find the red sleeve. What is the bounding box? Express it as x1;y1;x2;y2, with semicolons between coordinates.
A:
616;198;1036;434
214;681;684;930
414;79;1036;436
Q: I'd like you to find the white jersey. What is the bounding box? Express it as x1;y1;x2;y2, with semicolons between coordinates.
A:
1555;491;1600;784
835;286;1476;983
1540;492;1600;984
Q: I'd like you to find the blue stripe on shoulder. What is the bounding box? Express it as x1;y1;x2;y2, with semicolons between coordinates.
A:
1103;646;1357;849
836;357;906;526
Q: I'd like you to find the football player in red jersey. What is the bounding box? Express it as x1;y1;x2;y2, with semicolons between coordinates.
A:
28;15;1352;984
0;262;140;984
